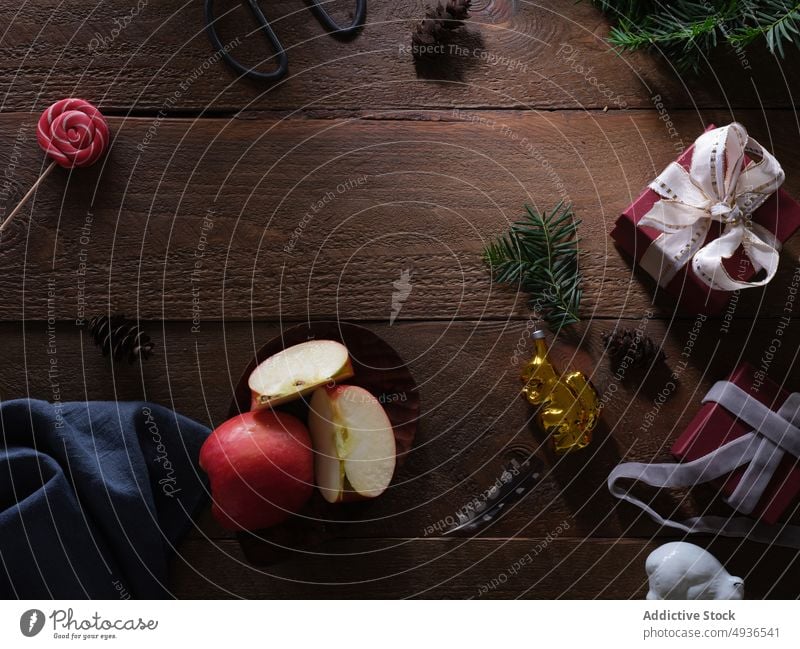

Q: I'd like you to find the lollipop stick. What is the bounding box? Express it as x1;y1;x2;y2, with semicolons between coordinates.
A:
0;161;57;235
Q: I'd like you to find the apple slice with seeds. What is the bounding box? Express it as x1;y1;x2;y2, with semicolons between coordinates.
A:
308;385;396;503
249;340;354;409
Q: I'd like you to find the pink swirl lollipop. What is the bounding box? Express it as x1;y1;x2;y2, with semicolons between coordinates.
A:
1;98;110;234
36;98;109;168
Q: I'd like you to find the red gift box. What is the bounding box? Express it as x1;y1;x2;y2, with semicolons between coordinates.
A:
671;363;800;524
611;124;800;314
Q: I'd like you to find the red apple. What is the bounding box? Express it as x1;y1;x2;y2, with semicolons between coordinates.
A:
199;410;314;530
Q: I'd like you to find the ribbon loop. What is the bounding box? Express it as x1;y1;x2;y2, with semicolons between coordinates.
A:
608;381;800;548
638;123;784;292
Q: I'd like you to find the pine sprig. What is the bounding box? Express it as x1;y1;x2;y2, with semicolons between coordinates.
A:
732;2;800;56
483;202;583;329
594;1;800;73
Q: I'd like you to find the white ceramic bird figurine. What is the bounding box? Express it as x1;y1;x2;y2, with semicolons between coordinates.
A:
645;542;744;600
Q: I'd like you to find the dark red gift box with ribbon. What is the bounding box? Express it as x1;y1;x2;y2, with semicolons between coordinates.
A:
671;363;800;524
610;124;800;315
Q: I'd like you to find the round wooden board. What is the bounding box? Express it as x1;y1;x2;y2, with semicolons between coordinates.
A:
229;321;419;564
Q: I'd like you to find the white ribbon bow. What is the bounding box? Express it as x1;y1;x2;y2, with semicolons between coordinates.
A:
638;123;785;291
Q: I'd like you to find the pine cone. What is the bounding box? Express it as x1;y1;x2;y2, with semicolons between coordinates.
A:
87;315;154;363
412;0;472;54
602;327;665;369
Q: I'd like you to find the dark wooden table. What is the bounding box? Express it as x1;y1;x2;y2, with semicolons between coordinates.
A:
2;0;799;599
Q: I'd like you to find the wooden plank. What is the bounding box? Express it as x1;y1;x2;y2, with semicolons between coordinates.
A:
169;536;800;599
3;319;798;546
1;1;798;114
2;109;800;320
169;537;654;599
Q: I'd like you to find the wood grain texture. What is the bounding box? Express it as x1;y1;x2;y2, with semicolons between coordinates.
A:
2;109;800;321
169;538;654;599
0;0;799;114
168;537;800;599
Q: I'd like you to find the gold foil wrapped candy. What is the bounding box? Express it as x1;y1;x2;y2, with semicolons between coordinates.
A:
521;330;599;453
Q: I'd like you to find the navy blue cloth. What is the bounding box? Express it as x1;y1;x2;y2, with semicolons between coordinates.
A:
0;400;210;599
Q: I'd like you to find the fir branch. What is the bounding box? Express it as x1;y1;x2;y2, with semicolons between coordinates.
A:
594;0;800;73
731;2;800;56
483;202;582;329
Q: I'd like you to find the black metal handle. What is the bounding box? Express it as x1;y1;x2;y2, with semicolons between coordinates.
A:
205;0;290;82
308;0;366;39
206;0;366;82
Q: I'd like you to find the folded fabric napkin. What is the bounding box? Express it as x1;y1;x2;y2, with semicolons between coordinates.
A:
0;400;210;599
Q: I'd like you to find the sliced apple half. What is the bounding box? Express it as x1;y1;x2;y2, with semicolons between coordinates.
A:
249;340;354;409
308;385;396;503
